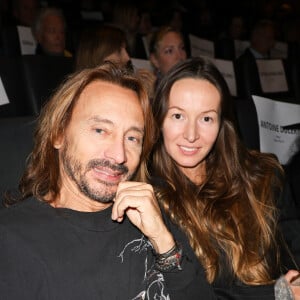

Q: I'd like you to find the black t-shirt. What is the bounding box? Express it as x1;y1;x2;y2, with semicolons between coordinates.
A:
0;197;216;300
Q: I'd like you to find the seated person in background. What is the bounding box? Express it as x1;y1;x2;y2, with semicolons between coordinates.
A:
241;18;276;59
75;24;156;100
218;14;248;41
149;26;187;83
32;7;72;57
75;24;130;71
234;19;278;99
138;8;154;38
111;0;147;59
0;62;217;299
11;0;39;27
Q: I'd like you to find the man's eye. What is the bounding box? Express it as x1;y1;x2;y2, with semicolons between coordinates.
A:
95;128;104;134
127;136;141;144
164;48;173;55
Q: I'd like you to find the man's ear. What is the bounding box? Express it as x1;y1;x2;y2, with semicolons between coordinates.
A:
53;134;64;149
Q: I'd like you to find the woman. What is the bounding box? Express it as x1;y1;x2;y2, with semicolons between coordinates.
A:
149;26;187;81
150;57;300;299
75;24;130;71
112;1;147;59
75;24;155;99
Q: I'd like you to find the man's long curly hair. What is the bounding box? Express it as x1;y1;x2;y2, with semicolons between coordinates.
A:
6;62;156;205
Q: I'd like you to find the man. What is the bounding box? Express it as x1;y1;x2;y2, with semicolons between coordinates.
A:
0;63;215;299
234;19;277;99
32;7;72;57
247;19;276;59
12;0;39;27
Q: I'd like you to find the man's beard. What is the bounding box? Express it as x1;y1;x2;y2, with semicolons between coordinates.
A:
61;146;130;203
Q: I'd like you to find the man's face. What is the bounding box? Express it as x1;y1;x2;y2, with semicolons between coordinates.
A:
38;14;65;55
54;81;144;208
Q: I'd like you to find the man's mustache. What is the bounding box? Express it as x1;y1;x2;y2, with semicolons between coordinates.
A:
86;159;128;174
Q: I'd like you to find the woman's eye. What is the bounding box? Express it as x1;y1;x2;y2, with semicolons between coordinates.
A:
203;116;212;122
172;113;183;120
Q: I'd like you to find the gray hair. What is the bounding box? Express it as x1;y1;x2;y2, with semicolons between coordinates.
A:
32;7;66;36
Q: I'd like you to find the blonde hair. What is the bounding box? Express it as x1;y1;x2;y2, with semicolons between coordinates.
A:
149;26;183;56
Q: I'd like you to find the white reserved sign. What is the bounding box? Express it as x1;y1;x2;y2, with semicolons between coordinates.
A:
17;26;36;55
253;95;300;165
213;58;237;96
131;58;153;71
0;77;10;106
189;34;214;58
256;59;288;93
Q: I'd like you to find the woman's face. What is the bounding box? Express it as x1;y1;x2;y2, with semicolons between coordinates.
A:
151;31;187;75
162;78;221;183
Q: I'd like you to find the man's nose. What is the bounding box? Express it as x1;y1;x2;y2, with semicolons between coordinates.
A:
104;139;127;164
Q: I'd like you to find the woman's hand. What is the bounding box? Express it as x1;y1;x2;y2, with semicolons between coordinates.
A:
285;270;300;299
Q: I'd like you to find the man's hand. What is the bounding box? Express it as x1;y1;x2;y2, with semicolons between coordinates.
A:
111;181;175;254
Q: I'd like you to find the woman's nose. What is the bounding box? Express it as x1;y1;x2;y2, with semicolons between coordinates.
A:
183;121;199;142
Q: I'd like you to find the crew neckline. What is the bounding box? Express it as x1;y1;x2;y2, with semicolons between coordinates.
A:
33;197;121;232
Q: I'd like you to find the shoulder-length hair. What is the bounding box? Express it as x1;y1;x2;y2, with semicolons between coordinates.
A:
149;25;184;56
151;57;283;284
75;25;127;71
17;62;156;203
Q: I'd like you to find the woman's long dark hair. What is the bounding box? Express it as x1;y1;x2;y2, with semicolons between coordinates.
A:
150;57;283;284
